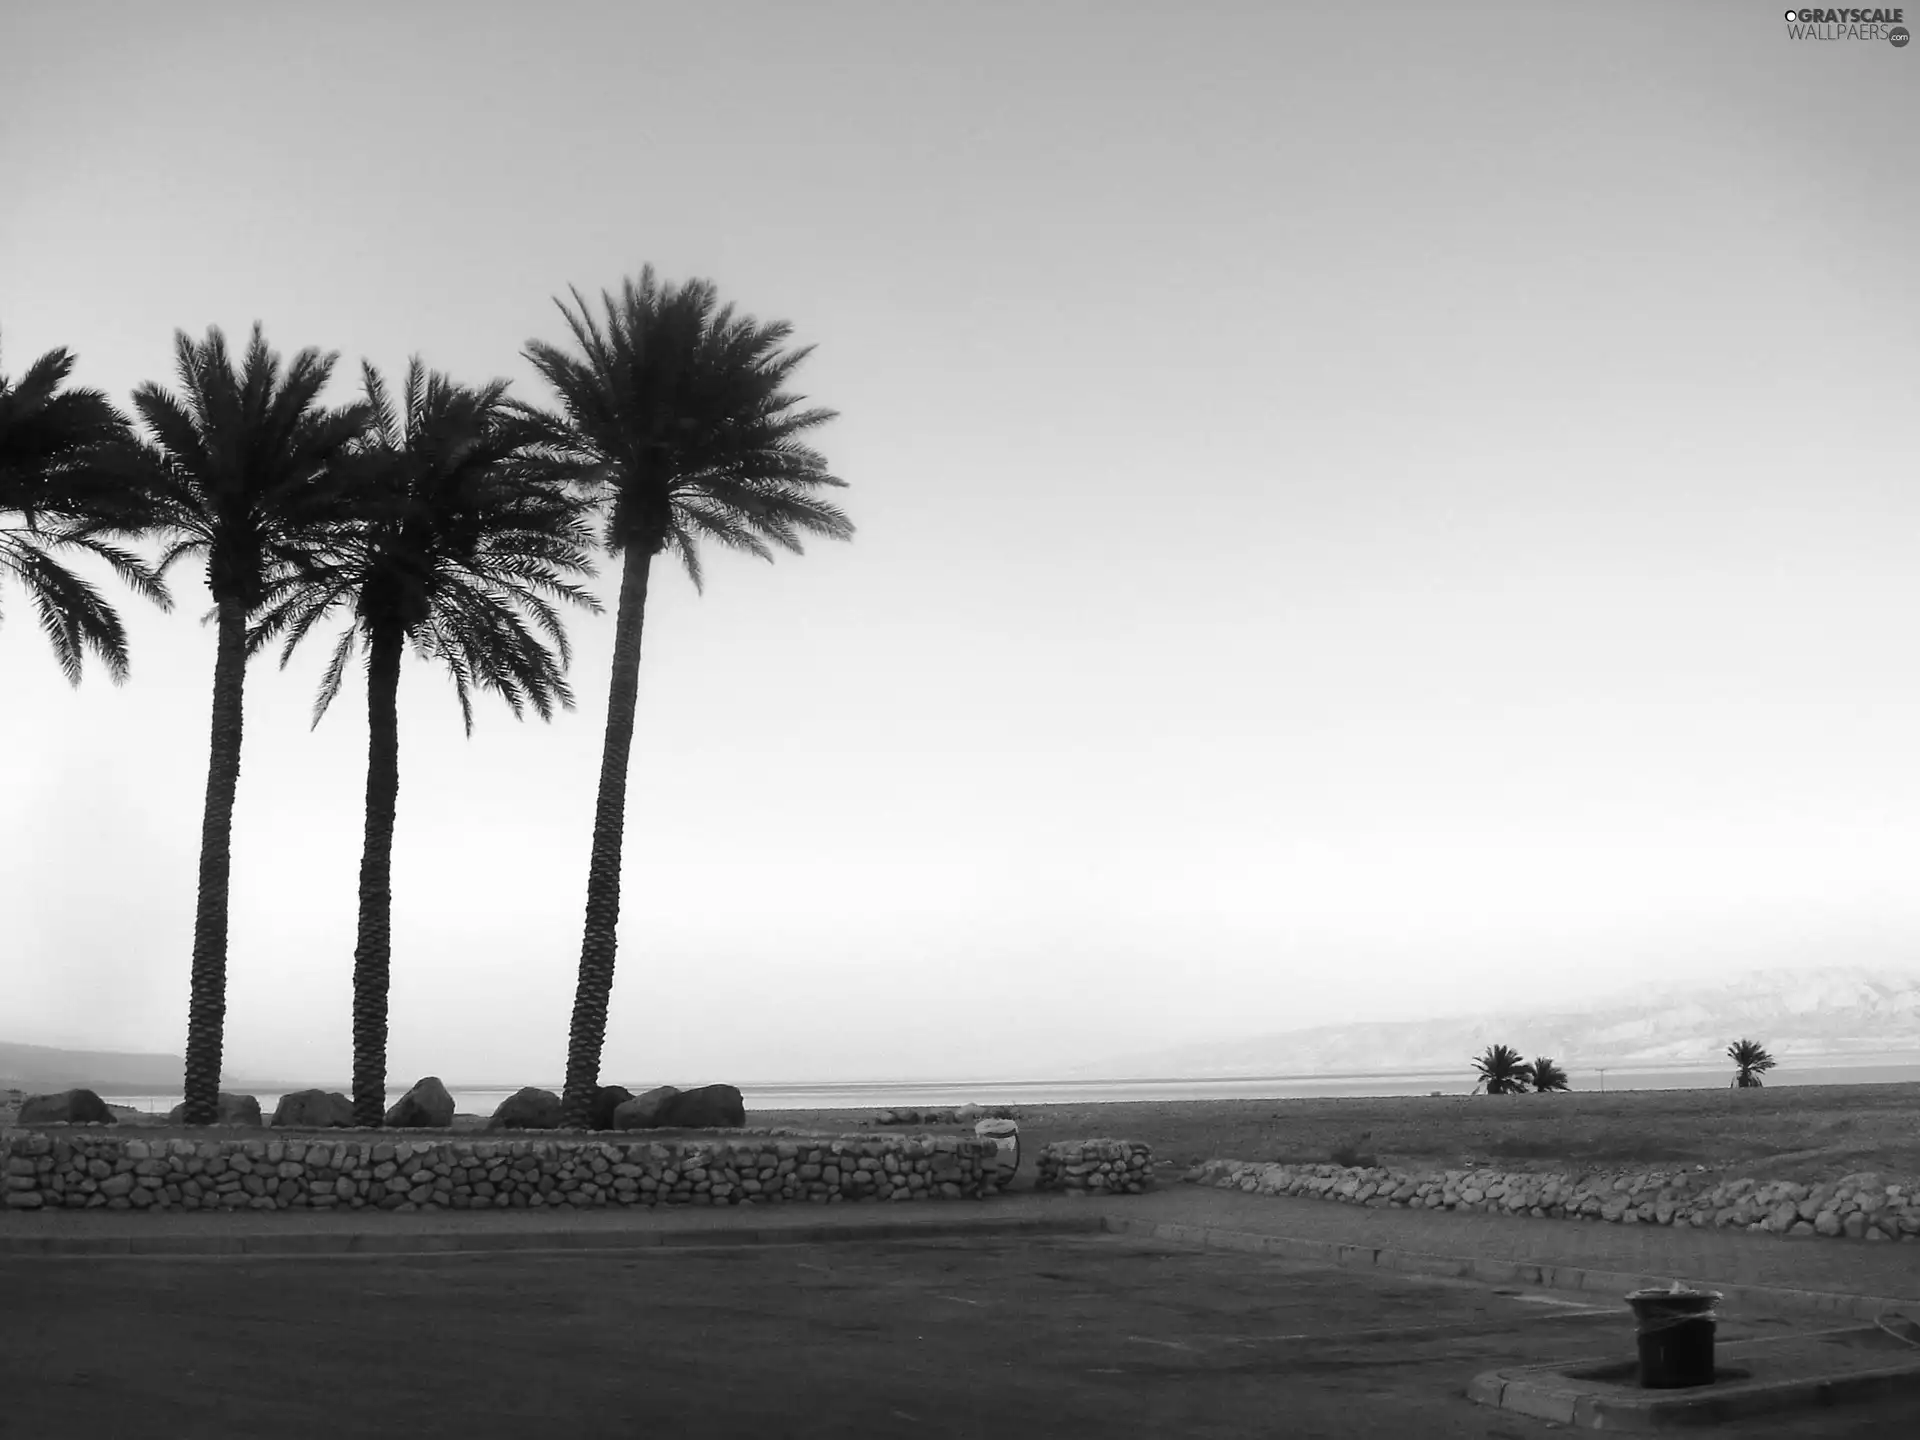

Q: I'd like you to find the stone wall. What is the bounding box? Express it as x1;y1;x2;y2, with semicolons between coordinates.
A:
1;1131;1007;1213
1036;1140;1153;1194
1186;1159;1920;1242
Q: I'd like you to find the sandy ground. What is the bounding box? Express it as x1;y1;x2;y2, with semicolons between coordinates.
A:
767;1080;1920;1186
6;1230;1915;1439
6;1081;1915;1186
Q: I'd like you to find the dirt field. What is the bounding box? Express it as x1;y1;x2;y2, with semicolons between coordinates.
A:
765;1081;1920;1187
7;1082;1915;1188
5;1232;1915;1439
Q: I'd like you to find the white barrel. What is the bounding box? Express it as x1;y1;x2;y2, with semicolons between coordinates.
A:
975;1118;1020;1178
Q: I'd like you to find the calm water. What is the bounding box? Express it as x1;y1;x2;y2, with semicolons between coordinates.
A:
95;1059;1920;1119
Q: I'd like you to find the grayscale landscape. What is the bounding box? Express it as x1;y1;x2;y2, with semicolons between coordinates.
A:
5;4;1918;1437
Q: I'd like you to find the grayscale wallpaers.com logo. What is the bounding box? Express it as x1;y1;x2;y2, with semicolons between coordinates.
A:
1783;7;1910;42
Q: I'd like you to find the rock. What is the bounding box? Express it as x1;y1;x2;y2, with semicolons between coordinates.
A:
384;1077;455;1129
588;1085;634;1132
659;1084;745;1129
166;1093;263;1127
487;1088;561;1131
271;1090;355;1129
1843;1211;1869;1240
612;1086;681;1131
17;1089;114;1125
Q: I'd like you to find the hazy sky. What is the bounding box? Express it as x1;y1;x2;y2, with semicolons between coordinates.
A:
2;2;1916;1086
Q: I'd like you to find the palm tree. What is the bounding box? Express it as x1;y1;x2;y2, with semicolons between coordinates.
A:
128;324;374;1125
0;336;170;680
1727;1038;1776;1089
522;269;854;1126
1529;1056;1570;1093
1473;1043;1533;1095
251;359;601;1126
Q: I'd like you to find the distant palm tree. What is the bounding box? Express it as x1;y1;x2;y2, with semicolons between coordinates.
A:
1529;1056;1570;1093
129;324;375;1125
1727;1038;1776;1089
0;336;170;680
1473;1043;1532;1095
522;269;854;1127
251;359;601;1126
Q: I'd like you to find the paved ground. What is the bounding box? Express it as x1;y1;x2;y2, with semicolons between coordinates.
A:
9;1179;1920;1312
10;1229;1920;1440
10;1182;1920;1437
1125;1186;1920;1311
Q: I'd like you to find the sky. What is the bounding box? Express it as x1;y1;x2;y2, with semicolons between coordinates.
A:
2;1;1917;1088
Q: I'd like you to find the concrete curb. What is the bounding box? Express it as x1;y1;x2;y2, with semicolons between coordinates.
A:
0;1212;1107;1259
1101;1217;1919;1323
1469;1336;1920;1430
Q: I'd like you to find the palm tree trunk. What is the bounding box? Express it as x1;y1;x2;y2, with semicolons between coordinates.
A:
350;622;405;1128
180;595;248;1126
560;546;654;1127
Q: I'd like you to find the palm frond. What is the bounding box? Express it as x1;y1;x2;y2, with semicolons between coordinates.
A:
521;267;853;586
311;626;359;728
267;359;598;733
1472;1043;1533;1096
0;535;133;683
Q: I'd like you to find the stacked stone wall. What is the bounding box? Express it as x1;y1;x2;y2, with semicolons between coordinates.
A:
1188;1159;1920;1242
1;1132;1006;1213
1036;1140;1153;1194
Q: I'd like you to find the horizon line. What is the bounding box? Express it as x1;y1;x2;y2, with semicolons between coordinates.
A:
99;1051;1920;1094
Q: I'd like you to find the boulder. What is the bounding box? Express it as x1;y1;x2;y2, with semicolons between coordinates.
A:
487;1087;561;1131
384;1076;455;1129
659;1083;745;1130
18;1088;114;1125
271;1089;355;1129
612;1086;680;1131
166;1092;263;1127
588;1085;634;1132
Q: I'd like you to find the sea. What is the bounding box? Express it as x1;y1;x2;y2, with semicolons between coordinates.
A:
95;1059;1920;1120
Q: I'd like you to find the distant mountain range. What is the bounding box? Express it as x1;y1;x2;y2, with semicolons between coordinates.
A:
1067;967;1920;1079
11;966;1920;1094
0;1040;186;1093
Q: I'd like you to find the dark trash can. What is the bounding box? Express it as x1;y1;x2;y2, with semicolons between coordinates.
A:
1625;1287;1720;1389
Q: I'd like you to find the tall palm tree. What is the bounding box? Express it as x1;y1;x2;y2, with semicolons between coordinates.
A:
0;336;170;680
1727;1038;1776;1089
1529;1056;1570;1093
251;359;601;1126
129;324;374;1125
1472;1043;1532;1095
522;269;854;1127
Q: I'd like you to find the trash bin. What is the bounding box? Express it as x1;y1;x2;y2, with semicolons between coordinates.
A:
975;1118;1020;1183
1625;1287;1720;1389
